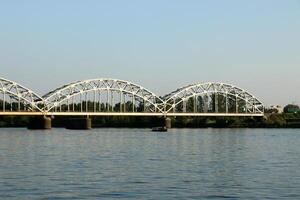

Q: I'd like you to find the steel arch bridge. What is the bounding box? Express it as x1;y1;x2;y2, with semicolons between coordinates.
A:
0;77;264;117
163;82;264;116
0;77;44;113
42;78;165;115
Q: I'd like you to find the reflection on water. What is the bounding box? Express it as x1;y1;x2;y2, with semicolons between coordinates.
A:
0;128;300;199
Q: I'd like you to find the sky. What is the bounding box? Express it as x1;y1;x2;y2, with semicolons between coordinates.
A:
0;0;299;106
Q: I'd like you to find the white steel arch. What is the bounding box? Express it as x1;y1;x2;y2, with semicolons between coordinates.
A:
163;82;264;114
0;77;44;112
42;78;164;113
0;77;265;116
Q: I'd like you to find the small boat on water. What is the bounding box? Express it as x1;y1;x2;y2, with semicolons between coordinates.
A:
152;127;168;132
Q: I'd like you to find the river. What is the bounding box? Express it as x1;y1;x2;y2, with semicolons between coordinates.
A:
0;128;299;199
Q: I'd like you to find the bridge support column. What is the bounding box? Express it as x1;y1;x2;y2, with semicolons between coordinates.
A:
65;117;92;130
28;116;52;130
165;117;172;129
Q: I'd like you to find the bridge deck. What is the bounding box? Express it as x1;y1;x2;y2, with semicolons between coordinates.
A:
0;112;263;117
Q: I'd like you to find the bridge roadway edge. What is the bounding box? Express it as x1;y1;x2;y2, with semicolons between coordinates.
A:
0;112;263;117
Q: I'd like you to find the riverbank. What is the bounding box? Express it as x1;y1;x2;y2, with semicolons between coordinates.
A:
1;113;300;128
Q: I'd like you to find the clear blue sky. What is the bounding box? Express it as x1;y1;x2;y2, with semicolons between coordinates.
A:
0;0;299;106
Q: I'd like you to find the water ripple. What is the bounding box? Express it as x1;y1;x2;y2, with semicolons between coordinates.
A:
0;128;299;199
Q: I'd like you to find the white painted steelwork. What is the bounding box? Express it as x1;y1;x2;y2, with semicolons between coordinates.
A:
0;77;264;116
0;77;44;112
163;82;264;114
42;78;165;113
0;112;263;117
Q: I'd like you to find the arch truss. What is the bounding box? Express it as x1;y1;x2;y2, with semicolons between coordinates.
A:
42;78;164;113
163;82;264;114
0;77;44;112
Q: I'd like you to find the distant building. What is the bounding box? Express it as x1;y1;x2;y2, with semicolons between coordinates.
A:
270;105;283;114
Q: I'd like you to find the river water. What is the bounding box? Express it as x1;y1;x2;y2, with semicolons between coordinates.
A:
0;128;299;199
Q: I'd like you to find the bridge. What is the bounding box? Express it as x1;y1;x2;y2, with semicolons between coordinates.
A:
0;77;264;129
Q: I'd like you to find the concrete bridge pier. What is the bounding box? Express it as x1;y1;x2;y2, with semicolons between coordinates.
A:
28;116;52;130
165;117;172;129
65;117;92;130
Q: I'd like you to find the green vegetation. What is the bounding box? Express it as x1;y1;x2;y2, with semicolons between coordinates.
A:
0;116;30;127
1;101;300;128
1;113;300;128
283;104;300;113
